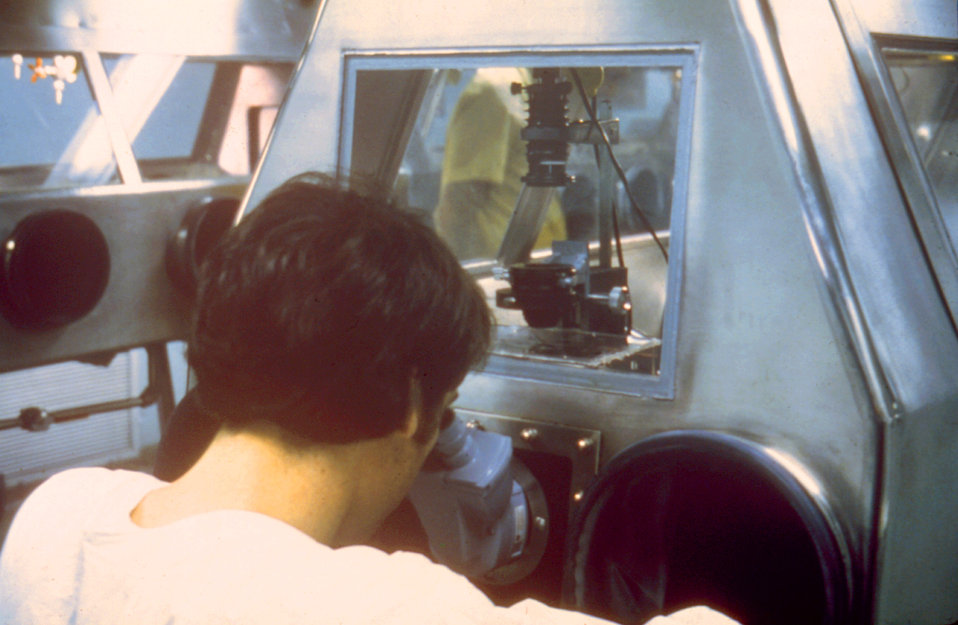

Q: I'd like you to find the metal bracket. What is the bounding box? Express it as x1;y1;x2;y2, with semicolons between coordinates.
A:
453;409;602;515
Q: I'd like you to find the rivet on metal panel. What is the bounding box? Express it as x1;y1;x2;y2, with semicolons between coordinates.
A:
520;427;539;441
889;401;903;421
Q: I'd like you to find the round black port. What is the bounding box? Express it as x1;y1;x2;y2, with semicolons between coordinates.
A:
166;197;240;298
566;431;853;625
0;210;110;331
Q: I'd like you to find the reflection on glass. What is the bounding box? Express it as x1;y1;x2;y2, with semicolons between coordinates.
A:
103;56;293;181
399;66;680;258
386;63;686;375
883;49;958;249
1;52;294;189
107;55;203;162
434;68;567;260
0;53;119;190
217;64;292;176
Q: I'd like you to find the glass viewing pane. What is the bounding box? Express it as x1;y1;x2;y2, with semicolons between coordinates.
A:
386;63;686;375
883;49;958;247
0;52;119;190
103;56;293;181
129;60;214;161
216;64;293;176
103;55;214;181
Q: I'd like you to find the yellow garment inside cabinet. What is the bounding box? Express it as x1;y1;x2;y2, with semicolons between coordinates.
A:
436;68;566;260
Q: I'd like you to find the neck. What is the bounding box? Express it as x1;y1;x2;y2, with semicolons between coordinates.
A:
132;422;396;547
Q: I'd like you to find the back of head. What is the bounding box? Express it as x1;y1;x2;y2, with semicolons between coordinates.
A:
189;173;492;443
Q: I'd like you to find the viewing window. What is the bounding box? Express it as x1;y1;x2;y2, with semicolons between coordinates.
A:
0;52;119;190
1;53;293;190
103;56;293;181
345;52;696;396
882;48;958;249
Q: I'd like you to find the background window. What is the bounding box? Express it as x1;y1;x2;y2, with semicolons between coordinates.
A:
103;56;293;181
883;48;958;248
0;52;119;190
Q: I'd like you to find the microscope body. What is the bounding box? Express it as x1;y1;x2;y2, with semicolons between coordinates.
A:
408;417;543;582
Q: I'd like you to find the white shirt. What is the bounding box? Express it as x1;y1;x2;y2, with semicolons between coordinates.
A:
0;468;737;625
0;468;621;624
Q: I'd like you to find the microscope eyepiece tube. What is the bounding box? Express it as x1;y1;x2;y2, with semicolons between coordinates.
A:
409;415;546;581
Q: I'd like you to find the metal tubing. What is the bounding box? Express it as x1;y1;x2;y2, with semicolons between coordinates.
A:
79;49;142;185
0;343;175;432
596;102;615;269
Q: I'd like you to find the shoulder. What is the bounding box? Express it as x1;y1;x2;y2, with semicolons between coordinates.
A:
32;465;157;492
197;544;492;624
14;467;155;519
31;465;115;491
1;467;161;567
360;550;620;625
0;468;156;622
264;546;612;625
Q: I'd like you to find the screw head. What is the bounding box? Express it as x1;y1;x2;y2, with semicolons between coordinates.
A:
607;286;631;312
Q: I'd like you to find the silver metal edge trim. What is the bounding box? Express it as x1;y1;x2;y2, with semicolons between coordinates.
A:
337;56;360;183
829;0;958;336
728;0;896;417
735;434;854;619
848;2;958;41
729;1;896;619
828;4;958;619
658;49;699;400
568;429;855;618
0;176;250;203
341;43;700;64
0;22;308;61
752;440;856;618
239;0;331;219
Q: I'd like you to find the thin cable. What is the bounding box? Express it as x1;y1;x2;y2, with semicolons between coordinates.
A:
611;199;626;268
592;142;627;268
570;68;669;262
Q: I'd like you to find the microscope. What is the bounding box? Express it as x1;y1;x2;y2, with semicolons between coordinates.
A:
496;67;633;343
409;414;547;583
410;67;637;583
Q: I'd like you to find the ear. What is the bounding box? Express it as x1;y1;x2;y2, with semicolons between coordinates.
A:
399;375;424;439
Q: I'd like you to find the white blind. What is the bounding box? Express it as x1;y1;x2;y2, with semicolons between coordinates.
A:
0;352;143;485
